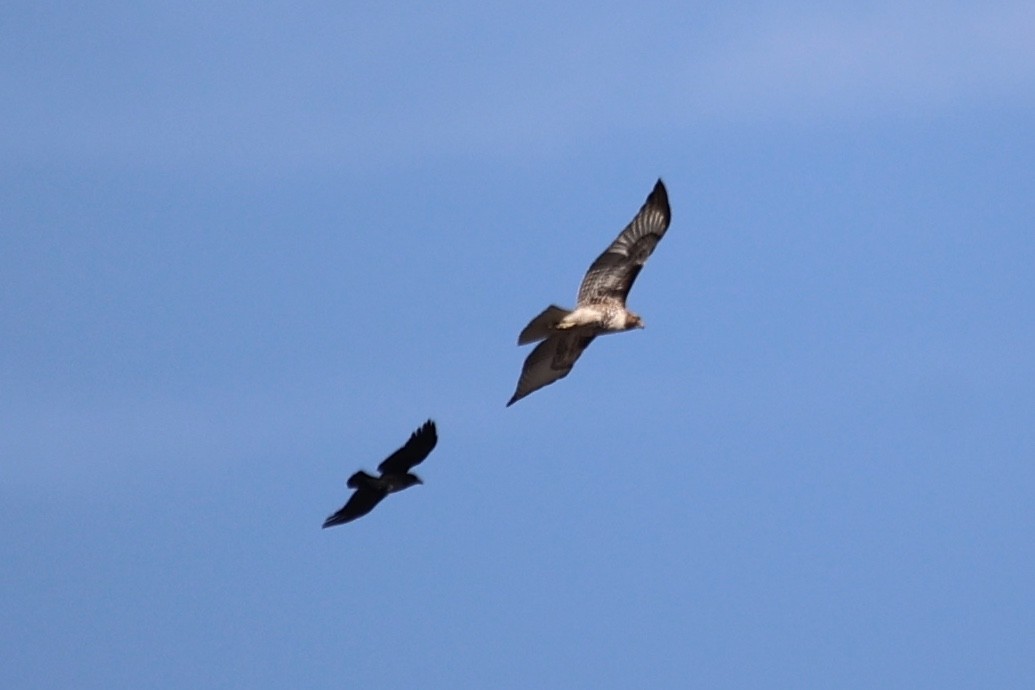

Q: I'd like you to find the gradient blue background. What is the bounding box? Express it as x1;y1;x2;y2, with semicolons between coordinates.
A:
3;2;1034;688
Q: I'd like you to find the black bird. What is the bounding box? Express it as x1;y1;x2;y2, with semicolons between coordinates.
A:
322;420;438;528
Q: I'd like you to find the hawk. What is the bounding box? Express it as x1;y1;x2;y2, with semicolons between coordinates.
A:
507;179;671;406
322;420;438;528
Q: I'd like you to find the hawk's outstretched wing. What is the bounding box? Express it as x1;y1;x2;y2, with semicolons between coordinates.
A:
576;179;670;307
322;487;388;528
506;331;596;406
377;420;438;475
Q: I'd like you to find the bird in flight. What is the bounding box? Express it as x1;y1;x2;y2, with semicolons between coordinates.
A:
322;420;438;528
507;179;671;406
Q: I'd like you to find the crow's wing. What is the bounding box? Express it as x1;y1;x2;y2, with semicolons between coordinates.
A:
322;487;388;528
377;420;438;475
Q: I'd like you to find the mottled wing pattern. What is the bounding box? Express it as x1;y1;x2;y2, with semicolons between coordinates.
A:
322;487;388;528
576;179;671;307
378;420;438;475
507;331;596;406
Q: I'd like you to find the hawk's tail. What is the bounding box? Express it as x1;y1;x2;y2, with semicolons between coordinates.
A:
517;305;571;345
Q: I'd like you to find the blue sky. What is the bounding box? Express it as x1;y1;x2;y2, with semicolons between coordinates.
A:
3;2;1034;687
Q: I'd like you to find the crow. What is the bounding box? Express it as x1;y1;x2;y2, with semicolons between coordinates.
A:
322;420;437;528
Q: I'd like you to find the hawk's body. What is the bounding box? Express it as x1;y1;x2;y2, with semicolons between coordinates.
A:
508;180;671;406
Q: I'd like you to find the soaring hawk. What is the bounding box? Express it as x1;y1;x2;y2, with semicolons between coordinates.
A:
507;180;671;406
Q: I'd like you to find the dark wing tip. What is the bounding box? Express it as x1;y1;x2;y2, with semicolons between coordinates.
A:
322;511;348;529
414;419;438;453
322;514;357;529
507;384;530;406
322;502;357;528
648;179;670;220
